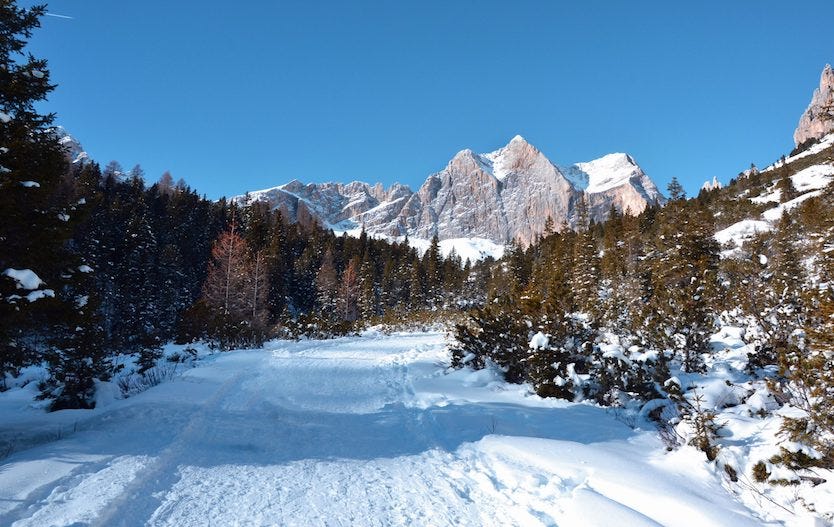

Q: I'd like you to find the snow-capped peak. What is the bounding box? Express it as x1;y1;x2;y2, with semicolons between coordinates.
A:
478;135;541;182
563;153;642;194
52;126;90;165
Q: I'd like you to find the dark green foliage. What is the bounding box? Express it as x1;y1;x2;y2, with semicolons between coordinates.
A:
452;303;529;383
666;177;686;201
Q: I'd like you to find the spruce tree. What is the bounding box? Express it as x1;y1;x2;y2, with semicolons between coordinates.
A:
667;177;686;201
315;248;339;319
571;198;600;316
0;2;93;392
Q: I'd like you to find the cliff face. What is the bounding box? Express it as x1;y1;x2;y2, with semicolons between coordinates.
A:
794;64;834;147
234;136;664;245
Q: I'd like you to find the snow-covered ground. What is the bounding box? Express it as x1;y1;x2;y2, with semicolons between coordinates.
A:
333;229;506;262
716;145;833;256
0;332;815;526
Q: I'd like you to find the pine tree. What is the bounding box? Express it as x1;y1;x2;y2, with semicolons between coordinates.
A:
39;267;111;410
774;290;834;469
315;247;339;318
358;254;379;319
571;198;600;316
646;204;718;372
0;2;89;386
776;168;798;203
763;211;806;354
667;177;686;201
424;234;443;306
115;192;159;351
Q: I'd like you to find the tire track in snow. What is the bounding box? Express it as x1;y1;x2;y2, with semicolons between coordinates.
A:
86;366;256;527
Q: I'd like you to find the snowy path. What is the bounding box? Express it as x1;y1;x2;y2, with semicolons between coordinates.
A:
0;332;773;526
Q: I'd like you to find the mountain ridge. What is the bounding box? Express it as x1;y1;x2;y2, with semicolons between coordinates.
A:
234;136;665;246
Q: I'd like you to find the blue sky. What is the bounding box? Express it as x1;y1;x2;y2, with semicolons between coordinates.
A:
23;1;834;199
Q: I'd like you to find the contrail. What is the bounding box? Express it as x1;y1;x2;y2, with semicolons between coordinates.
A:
45;12;74;19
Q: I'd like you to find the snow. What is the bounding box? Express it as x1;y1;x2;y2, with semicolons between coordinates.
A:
763;132;834;172
332;228;506;262
751;188;780;204
563;153;642;194
20;181;40;188
0;332;786;526
762;190;822;221
22;289;55;302
790;163;834;192
434;237;505;262
529;331;549;349
78;265;93;273
0;112;11;123
2;268;44;290
714;220;772;247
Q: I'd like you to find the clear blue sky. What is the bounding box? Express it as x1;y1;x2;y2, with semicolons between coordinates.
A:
23;0;834;199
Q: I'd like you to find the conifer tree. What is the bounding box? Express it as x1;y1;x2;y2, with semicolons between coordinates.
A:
763;211;807;353
0;2;90;387
424;234;443;306
776;168;798;203
315;248;339;318
338;257;360;322
667;177;686;201
358;254;379;319
571;198;600;316
646;204;718;372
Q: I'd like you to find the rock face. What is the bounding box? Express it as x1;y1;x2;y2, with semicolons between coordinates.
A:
794;64;834;147
235;136;665;245
239;180;413;230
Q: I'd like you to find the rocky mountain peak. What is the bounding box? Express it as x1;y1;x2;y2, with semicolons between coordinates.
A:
53;126;89;165
233;135;664;247
794;64;834;147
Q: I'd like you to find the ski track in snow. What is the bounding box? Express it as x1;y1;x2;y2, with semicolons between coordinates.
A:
0;332;774;526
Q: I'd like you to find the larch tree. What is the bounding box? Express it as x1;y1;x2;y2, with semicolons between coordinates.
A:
201;221;255;348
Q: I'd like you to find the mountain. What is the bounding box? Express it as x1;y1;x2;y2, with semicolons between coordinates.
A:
794;64;834;147
240;180;413;230
235;136;664;246
560;152;663;225
53;126;90;165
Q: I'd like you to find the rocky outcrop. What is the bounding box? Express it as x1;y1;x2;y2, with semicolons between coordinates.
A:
236;180;413;230
397;136;581;245
53;127;89;165
794;64;834;147
235;136;665;245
